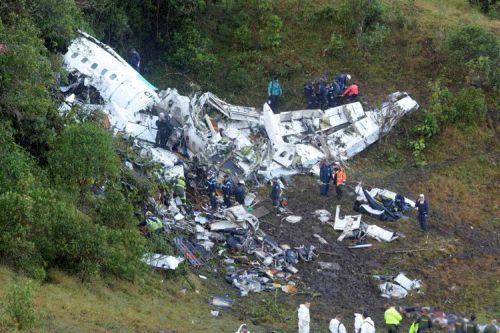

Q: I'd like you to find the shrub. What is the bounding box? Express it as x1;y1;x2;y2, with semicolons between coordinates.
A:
444;25;499;64
261;14;283;49
48;123;119;196
452;87;487;126
337;0;386;35
357;23;390;50
324;32;345;56
4;282;36;330
170;26;216;71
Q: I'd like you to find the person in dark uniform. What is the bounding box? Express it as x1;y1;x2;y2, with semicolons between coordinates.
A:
270;177;281;208
415;194;429;232
128;48;141;72
234;180;246;205
319;159;332;196
464;315;480;333
221;174;233;208
304;80;316;109
155;113;173;148
416;308;432;333
207;171;218;211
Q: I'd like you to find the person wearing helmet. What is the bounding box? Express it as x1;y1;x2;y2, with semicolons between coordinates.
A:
334;73;351;91
221;174;233;208
173;176;186;202
234;180;246;205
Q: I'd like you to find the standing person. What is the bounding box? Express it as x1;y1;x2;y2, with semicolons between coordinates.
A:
298;302;311;333
234;180;246;205
354;313;364;333
207;171;218;211
173;176;186;203
360;311;376;333
415;194;429;232
316;78;328;110
330;314;347;333
319;159;333;196
484;319;497;333
335;73;351;91
128;48;141;72
155;113;173;148
334;162;347;199
384;303;402;333
304;80;316;109
328;79;342;108
267;76;282;114
342;82;359;103
270;177;281;208
221;174;233;208
416;308;432;333
464;315;480;333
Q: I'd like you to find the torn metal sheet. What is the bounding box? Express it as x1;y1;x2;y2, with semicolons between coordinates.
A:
333;205;362;231
394;273;422;290
379;282;408;299
142;254;184;270
365;224;399;242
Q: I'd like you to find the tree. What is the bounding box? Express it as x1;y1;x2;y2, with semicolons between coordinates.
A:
48;123;119;197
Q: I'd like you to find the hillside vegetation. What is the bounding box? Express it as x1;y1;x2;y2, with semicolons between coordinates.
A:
0;0;498;332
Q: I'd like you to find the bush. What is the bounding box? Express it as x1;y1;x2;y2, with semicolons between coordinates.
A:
452;87;488;126
48;123;119;196
4;282;36;330
357;23;390;50
337;0;386;35
261;14;283;49
465;56;500;89
324;32;345;56
170;26;216;72
444;25;499;64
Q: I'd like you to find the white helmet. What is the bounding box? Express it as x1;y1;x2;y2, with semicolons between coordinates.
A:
159;112;165;118
347;74;351;81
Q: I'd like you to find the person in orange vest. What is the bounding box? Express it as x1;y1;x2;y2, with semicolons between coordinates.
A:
342;82;359;103
333;162;346;199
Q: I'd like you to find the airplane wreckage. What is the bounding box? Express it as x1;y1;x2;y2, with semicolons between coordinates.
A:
58;31;424;298
61;31;419;184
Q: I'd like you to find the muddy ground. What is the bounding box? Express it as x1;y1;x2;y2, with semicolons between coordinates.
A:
249;154;499;331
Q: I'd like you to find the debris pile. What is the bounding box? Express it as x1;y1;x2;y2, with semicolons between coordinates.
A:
59;31;423;299
374;273;422;299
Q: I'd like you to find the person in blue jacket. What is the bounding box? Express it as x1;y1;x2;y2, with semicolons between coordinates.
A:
327;80;342;108
319;159;333;196
221;174;233;208
415;193;429;231
128;48;141;72
207;171;218;211
334;73;351;91
234;180;246;205
304;81;315;109
270;177;281;207
316;79;327;110
268;77;283;114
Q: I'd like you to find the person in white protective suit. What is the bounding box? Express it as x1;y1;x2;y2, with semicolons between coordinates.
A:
235;323;249;333
298;302;311;333
360;311;376;333
330;314;348;333
354;313;364;333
